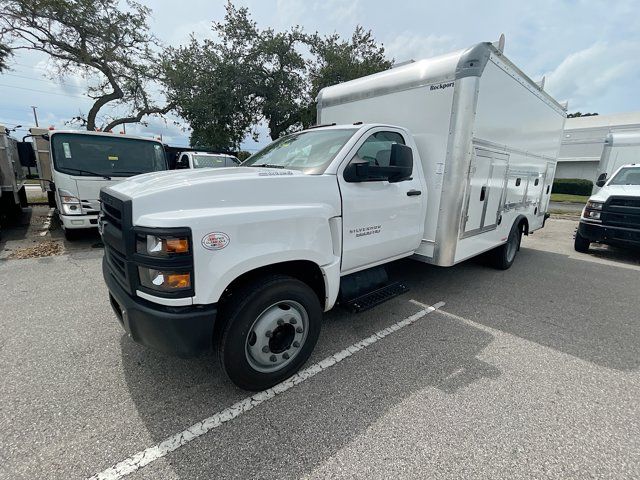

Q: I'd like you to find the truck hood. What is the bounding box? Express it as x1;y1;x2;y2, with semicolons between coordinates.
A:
590;184;640;202
104;167;342;226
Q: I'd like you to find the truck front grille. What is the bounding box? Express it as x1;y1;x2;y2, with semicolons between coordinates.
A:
602;196;640;229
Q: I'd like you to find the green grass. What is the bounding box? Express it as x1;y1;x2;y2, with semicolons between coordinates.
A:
551;193;590;204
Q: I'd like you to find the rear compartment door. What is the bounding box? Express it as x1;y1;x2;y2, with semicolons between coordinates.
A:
539;161;555;214
461;148;508;237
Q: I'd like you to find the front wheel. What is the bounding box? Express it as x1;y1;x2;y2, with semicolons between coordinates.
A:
217;275;322;391
574;230;590;253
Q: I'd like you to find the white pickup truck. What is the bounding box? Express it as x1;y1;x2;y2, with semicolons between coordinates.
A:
100;40;566;390
575;164;640;252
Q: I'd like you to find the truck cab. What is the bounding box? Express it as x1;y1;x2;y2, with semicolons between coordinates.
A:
31;130;168;239
175;151;240;170
575;164;640;252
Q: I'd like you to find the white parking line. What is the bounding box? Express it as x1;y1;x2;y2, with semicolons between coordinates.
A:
88;300;445;480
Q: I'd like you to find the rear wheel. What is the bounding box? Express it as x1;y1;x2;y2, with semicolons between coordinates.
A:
217;275;322;391
493;221;522;270
574;230;590;253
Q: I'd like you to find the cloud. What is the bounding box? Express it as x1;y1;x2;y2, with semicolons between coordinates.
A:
545;41;640;111
384;34;455;63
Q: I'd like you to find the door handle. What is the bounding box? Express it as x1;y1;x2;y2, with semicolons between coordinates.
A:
480;186;486;201
407;189;422;196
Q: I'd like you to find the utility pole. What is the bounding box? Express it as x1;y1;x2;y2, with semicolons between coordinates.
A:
30;106;39;127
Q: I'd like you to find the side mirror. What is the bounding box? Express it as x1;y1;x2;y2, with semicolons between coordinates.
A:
343;159;370;182
387;143;413;183
596;172;607;187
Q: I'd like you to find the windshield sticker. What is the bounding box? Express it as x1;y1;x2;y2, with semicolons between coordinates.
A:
202;232;230;250
108;155;119;161
63;142;72;158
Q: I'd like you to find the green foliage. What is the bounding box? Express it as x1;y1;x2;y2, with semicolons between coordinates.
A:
0;0;172;131
304;27;392;126
552;178;594;196
164;1;392;148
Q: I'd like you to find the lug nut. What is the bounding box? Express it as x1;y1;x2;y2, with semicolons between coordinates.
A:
283;352;290;360
265;330;272;338
293;341;300;348
270;355;277;362
296;327;303;333
289;318;297;325
277;319;284;326
262;346;270;353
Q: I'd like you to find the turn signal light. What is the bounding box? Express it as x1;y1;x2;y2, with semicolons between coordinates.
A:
165;238;189;254
165;273;191;289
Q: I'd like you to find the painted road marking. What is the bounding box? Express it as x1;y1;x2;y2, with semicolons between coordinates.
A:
88;300;445;480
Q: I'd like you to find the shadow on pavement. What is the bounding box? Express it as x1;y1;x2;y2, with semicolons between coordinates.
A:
118;243;639;478
120;291;499;479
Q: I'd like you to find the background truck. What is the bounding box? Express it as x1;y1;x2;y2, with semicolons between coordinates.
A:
99;40;566;390
175;151;241;169
30;129;168;239
575;163;640;252
0;125;27;228
593;132;640;193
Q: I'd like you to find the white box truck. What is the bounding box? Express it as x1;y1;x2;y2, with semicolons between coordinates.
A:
29;129;168;239
592;132;640;193
99;40;566;390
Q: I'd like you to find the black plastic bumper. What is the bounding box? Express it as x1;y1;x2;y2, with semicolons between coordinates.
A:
102;257;217;357
578;221;640;247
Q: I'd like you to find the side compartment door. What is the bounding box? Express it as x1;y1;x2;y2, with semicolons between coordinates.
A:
462;148;508;236
539;161;555;214
338;129;424;273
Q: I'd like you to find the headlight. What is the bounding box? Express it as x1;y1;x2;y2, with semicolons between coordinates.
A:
138;267;191;292
582;201;603;221
60;192;81;215
137;234;190;256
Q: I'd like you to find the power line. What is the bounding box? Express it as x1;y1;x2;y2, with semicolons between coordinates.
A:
1;71;86;90
0;83;89;99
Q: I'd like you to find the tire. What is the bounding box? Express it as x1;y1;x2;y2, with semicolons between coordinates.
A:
217;275;322;391
492;221;522;270
574;230;590;253
64;228;80;241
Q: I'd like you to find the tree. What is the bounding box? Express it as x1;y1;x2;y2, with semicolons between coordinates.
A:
0;42;11;72
0;0;172;131
164;2;392;147
304;26;392;126
162;5;261;150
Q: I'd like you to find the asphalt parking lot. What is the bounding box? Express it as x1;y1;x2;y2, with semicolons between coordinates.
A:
1;218;639;480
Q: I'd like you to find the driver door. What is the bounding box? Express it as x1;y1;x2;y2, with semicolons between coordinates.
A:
338;129;425;273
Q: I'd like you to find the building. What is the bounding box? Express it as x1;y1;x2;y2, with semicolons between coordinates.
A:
557;112;640;181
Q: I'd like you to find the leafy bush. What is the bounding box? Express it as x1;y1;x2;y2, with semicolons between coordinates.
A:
552;178;593;196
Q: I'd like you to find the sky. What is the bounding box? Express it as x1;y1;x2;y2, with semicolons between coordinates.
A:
1;0;639;151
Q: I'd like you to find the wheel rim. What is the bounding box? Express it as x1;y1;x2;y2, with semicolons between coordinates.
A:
506;230;519;263
245;300;309;373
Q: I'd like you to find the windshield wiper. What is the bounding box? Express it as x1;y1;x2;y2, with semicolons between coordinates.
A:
252;163;287;169
62;167;111;180
111;170;146;176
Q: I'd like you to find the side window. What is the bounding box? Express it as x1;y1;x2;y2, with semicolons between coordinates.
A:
176;154;189;169
354;131;405;167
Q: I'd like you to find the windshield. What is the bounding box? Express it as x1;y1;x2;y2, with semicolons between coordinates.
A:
609;167;640;186
193;155;237;168
242;129;356;174
51;133;167;177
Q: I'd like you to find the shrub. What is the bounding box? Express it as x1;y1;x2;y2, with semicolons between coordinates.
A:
552;178;593;196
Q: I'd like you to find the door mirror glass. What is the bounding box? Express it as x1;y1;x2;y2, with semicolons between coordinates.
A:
596;172;607;187
344;131;412;183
